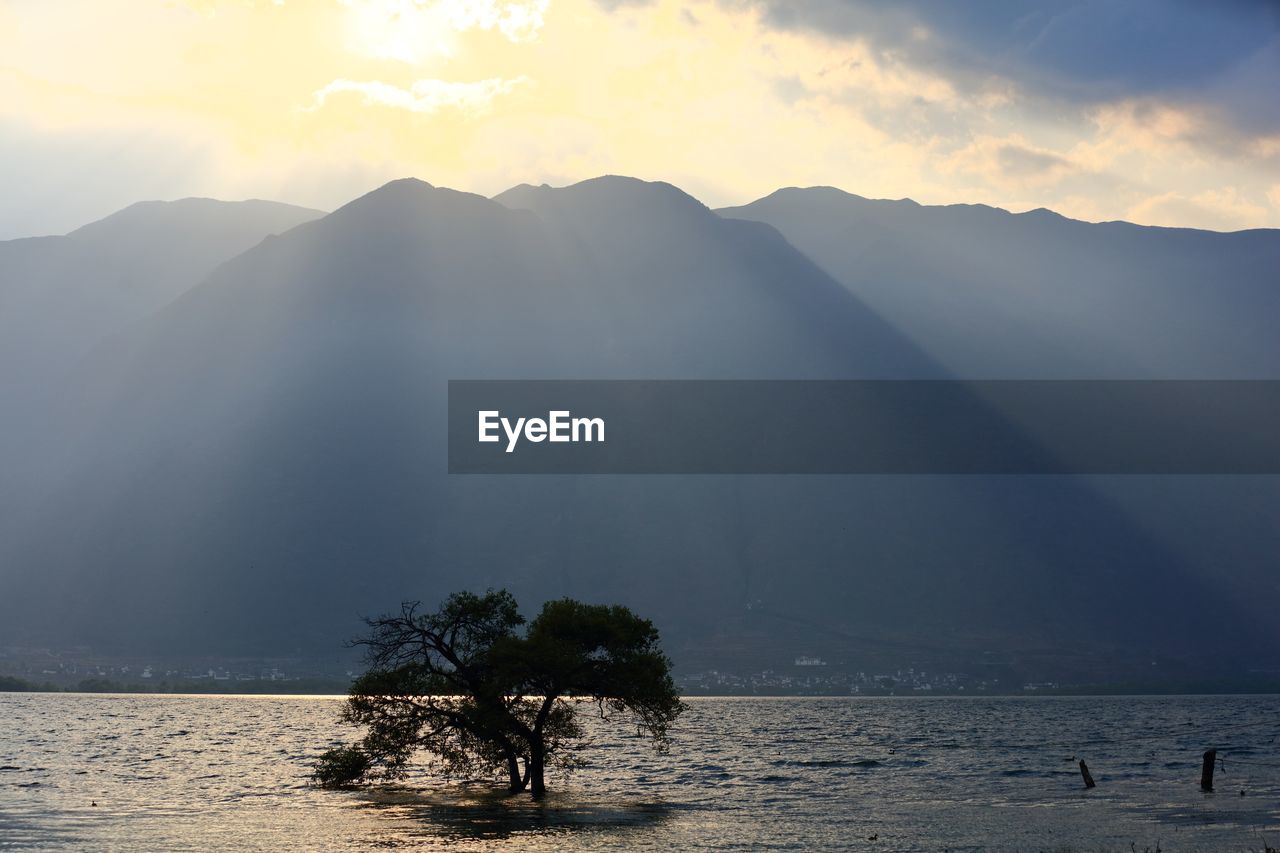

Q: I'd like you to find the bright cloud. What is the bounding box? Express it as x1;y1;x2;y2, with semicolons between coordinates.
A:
0;0;1276;236
939;135;1079;190
340;0;549;62
308;76;529;114
1128;188;1272;232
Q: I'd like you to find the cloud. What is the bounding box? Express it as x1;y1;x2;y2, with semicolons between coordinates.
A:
339;0;550;62
939;134;1078;190
3;0;1276;234
307;76;530;114
180;0;285;12
996;144;1070;178
745;1;1275;93
681;1;1280;138
1128;187;1271;232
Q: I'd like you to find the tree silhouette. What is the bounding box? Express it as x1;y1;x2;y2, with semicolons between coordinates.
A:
314;589;684;797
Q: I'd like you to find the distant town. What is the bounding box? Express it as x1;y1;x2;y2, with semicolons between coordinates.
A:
0;646;354;694
2;646;1276;697
677;658;1051;696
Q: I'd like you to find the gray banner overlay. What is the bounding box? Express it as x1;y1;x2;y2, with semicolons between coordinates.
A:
448;380;1280;474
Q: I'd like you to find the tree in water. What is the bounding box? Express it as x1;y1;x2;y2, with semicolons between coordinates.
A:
313;589;684;797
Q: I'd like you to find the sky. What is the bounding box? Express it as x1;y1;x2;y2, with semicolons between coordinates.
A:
2;0;1279;238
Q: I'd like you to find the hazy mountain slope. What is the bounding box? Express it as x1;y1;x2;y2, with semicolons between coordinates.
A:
0;177;939;655
0;197;324;523
1;178;1275;682
0;197;325;384
715;188;1280;671
489;176;931;378
719;188;1280;377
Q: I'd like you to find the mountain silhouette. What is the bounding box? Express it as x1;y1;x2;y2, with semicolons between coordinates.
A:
0;178;1275;683
721;187;1280;378
0;197;323;525
0;197;323;384
0;178;935;655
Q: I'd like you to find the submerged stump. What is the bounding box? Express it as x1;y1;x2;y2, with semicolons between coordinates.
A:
1079;759;1096;789
1201;749;1217;792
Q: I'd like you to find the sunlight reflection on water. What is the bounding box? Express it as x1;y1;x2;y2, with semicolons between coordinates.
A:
0;694;1277;851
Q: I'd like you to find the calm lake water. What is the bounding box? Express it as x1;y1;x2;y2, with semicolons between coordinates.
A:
0;693;1276;851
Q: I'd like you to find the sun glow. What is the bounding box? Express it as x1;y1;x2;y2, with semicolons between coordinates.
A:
340;0;549;63
342;0;458;62
0;0;1275;237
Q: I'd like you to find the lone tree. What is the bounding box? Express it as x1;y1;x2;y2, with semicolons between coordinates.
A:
314;589;684;798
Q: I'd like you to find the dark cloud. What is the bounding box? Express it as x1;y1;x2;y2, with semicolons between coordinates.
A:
653;1;1280;135
756;2;1273;90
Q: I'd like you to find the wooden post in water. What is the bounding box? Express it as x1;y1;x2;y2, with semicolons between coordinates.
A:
1200;749;1216;792
1079;759;1096;789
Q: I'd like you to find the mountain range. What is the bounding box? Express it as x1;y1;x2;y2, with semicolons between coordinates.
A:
1;177;1276;684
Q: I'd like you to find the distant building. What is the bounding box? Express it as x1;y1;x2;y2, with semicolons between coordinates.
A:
794;655;827;666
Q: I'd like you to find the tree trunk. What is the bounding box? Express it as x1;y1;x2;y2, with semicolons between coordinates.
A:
528;742;546;799
506;753;526;793
528;697;554;799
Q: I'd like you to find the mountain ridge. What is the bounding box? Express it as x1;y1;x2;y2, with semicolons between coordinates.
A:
739;184;1280;236
0;176;1276;684
721;185;1280;378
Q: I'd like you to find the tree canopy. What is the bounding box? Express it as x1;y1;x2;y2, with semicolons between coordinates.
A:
314;589;684;797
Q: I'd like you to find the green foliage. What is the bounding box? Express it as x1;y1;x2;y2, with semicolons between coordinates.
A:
318;589;685;797
313;745;371;788
519;599;684;751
